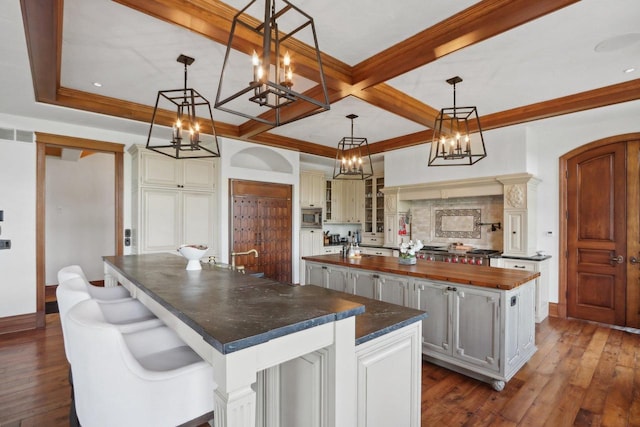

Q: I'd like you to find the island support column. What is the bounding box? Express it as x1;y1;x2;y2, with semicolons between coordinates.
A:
327;316;357;427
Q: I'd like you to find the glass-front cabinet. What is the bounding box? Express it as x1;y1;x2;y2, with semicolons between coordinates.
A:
363;175;384;244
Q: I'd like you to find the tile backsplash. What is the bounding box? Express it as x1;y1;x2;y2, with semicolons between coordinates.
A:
409;195;503;250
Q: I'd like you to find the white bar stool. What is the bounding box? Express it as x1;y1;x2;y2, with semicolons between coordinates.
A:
66;299;216;427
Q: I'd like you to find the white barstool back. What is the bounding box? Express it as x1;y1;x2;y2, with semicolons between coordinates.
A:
66;299;215;427
57;264;131;300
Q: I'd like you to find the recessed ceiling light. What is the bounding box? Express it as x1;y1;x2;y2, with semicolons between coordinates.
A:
624;67;636;74
92;82;102;87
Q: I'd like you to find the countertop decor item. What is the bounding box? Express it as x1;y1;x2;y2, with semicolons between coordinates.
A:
178;244;208;270
399;240;423;265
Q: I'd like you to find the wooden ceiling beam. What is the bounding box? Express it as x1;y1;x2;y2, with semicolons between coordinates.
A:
351;0;580;91
354;84;439;128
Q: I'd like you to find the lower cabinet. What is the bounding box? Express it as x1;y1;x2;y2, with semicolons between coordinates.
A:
256;322;422;427
415;278;535;390
304;261;537;390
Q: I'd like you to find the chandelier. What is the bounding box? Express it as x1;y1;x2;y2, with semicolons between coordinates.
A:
333;114;374;180
146;54;220;159
428;76;486;166
215;0;330;127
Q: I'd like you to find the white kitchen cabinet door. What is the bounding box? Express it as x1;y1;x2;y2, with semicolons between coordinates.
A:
504;281;536;370
379;274;411;306
453;286;501;372
352;270;378;299
300;229;323;257
139;150;215;190
504;210;527;255
328;180;343;223
141;189;181;252
182;191;215;248
414;279;453;357
341;180;364;223
384;213;398;247
300;170;325;208
304;262;326;287
326;265;350;293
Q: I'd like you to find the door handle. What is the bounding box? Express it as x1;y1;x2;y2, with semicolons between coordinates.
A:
611;255;624;264
630;257;639;264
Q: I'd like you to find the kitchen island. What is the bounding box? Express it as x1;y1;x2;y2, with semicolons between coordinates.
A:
302;253;540;390
103;253;425;427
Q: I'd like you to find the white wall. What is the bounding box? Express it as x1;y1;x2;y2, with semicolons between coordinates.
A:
0;138;36;317
45;152;115;284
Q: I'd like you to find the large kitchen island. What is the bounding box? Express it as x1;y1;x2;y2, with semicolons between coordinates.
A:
302;253;541;391
103;253;426;427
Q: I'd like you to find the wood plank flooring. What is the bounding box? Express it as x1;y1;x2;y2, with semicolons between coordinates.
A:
1;314;639;426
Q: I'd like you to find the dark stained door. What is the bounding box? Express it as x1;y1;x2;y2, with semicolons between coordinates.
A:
626;140;640;328
567;142;626;325
230;180;292;284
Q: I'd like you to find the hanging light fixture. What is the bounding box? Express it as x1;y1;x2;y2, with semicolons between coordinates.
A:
428;76;486;166
215;0;330;127
333;114;374;180
146;54;220;159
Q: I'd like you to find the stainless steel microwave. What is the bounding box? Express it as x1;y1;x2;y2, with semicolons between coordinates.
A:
301;207;322;228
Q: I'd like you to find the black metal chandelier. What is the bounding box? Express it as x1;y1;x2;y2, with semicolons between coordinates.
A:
215;0;330;127
333;114;374;180
146;54;220;159
428;76;486;166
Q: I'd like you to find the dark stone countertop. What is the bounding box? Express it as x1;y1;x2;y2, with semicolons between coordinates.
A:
103;253;424;353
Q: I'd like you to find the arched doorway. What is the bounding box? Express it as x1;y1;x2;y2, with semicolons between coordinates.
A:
559;133;640;327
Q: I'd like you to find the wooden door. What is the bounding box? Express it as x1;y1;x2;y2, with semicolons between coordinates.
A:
626;140;640;327
231;180;292;284
566;142;627;325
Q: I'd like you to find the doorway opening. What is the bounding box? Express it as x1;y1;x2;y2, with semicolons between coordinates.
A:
35;132;124;328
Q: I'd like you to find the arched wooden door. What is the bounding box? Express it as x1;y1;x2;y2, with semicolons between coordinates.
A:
561;133;640;328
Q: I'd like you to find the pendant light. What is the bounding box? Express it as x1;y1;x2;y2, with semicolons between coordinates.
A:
429;76;486;166
215;0;330;127
333;114;374;180
146;54;220;159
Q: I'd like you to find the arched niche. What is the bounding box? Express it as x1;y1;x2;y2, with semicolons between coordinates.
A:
229;146;293;173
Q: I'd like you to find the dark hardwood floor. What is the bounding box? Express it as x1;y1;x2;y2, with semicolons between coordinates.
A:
1;314;639;426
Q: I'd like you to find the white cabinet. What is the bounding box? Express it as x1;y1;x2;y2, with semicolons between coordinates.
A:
352;270;378;299
383;190;410;248
304;262;350;293
300;170;325;208
355;323;422;427
492;257;550;323
325;180;363;223
498;175;539;257
129;145;217;256
378;274;411;306
363;175;385;243
321;245;343;255
414;280;500;372
414;277;535;390
299;229;325;285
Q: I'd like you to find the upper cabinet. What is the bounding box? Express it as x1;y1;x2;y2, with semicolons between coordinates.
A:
325;179;364;224
300;170;325;208
363;175;385;241
136;147;216;190
129;145;217;256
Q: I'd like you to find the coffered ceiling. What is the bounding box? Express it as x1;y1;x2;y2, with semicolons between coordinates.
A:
6;0;640;160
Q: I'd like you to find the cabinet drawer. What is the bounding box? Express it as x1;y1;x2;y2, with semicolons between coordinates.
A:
322;246;343;254
361;235;381;245
502;259;537;272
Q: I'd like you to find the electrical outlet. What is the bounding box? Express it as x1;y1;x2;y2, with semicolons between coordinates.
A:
124;237;131;246
0;239;11;250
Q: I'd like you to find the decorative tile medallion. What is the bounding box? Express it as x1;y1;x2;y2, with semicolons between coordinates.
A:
435;209;481;239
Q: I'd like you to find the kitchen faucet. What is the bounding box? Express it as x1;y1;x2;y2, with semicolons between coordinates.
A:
230;249;259;268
